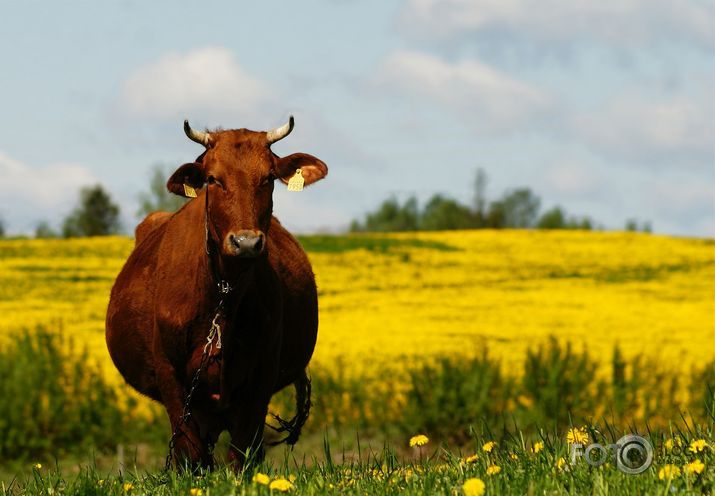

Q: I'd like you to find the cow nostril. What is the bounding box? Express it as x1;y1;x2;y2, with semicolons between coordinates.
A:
229;234;241;251
254;236;264;253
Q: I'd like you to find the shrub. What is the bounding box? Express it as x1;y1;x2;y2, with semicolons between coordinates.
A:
402;352;513;441
0;327;127;460
521;337;603;427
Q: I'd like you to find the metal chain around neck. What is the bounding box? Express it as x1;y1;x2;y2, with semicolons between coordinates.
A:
163;184;233;472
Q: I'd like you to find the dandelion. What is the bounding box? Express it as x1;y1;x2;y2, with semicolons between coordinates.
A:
556;457;567;471
409;434;429;447
566;427;589;445
486;464;501;475
462;477;486;496
252;473;271;485
517;394;533;408
684;459;705;476
509;453;518;461
269;478;294;492
664;438;681;451
33;463;42;470
532;442;544;454
123;482;133;492
689;439;709;453
189;489;203;496
464;454;479;464
98;480;105;487
288;474;297;482
482;441;497;453
658;465;681;480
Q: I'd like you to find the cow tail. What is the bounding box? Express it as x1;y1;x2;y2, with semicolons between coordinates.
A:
267;370;312;446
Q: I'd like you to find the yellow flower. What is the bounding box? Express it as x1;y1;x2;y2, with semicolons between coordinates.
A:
462;477;486;496
482;441;497;453
464;454;479;464
98;480;105;487
409;434;429;447
486;464;501;475
658;464;681;480
509;453;518;461
288;474;297;482
269;478;294;492
189;489;203;496
33;463;42;470
689;439;709;453
253;473;271;485
684;459;705;476
123;482;133;492
556;457;567;470
532;442;544;454
664;438;681;451
566;427;589;445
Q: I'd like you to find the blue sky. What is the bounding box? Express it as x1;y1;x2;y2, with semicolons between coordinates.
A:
1;0;713;236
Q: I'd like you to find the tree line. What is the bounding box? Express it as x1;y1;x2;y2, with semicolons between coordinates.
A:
0;166;651;239
350;168;652;233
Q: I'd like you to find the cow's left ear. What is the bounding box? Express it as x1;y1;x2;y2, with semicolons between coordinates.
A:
275;153;328;186
167;162;206;197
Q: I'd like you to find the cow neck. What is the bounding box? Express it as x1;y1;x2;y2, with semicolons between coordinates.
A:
204;184;233;297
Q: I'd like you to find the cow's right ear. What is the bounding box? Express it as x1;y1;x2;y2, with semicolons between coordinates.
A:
167;162;206;197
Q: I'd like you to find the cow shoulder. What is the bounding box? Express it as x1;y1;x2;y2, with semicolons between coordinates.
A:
135;211;172;246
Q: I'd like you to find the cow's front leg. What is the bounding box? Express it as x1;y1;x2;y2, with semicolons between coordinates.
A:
227;390;272;469
226;357;277;469
155;360;210;469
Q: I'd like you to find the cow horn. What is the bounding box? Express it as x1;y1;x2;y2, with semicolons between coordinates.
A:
183;120;211;146
266;116;294;144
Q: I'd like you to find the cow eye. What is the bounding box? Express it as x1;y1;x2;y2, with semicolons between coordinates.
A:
207;176;222;187
260;174;275;187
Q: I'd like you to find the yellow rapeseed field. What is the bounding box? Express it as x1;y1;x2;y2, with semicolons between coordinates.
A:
0;230;713;389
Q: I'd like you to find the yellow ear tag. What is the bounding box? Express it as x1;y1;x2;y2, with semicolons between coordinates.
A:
183;184;197;198
287;168;304;192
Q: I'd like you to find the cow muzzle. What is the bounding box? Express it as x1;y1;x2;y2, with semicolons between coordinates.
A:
226;230;265;257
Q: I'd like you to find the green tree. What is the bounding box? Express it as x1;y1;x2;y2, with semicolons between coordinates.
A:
62;185;121;237
486;200;506;228
537;206;567;229
137;164;187;218
0;216;5;238
35;221;57;238
576;217;594;230
420;194;475;230
500;188;541;228
625;218;652;233
352;196;419;232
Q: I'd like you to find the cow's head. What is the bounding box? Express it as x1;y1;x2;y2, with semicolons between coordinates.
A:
167;117;327;258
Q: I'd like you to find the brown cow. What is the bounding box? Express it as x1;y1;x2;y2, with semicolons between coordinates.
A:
105;116;327;468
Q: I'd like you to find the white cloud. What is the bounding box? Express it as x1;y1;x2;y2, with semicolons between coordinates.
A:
0;152;97;233
116;47;271;122
374;50;551;133
571;89;715;164
399;0;715;51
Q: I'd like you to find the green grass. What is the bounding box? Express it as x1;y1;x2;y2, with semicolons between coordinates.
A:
4;427;713;495
295;234;457;254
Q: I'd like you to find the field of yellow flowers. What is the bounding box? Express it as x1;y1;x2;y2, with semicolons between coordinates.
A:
0;230;713;386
